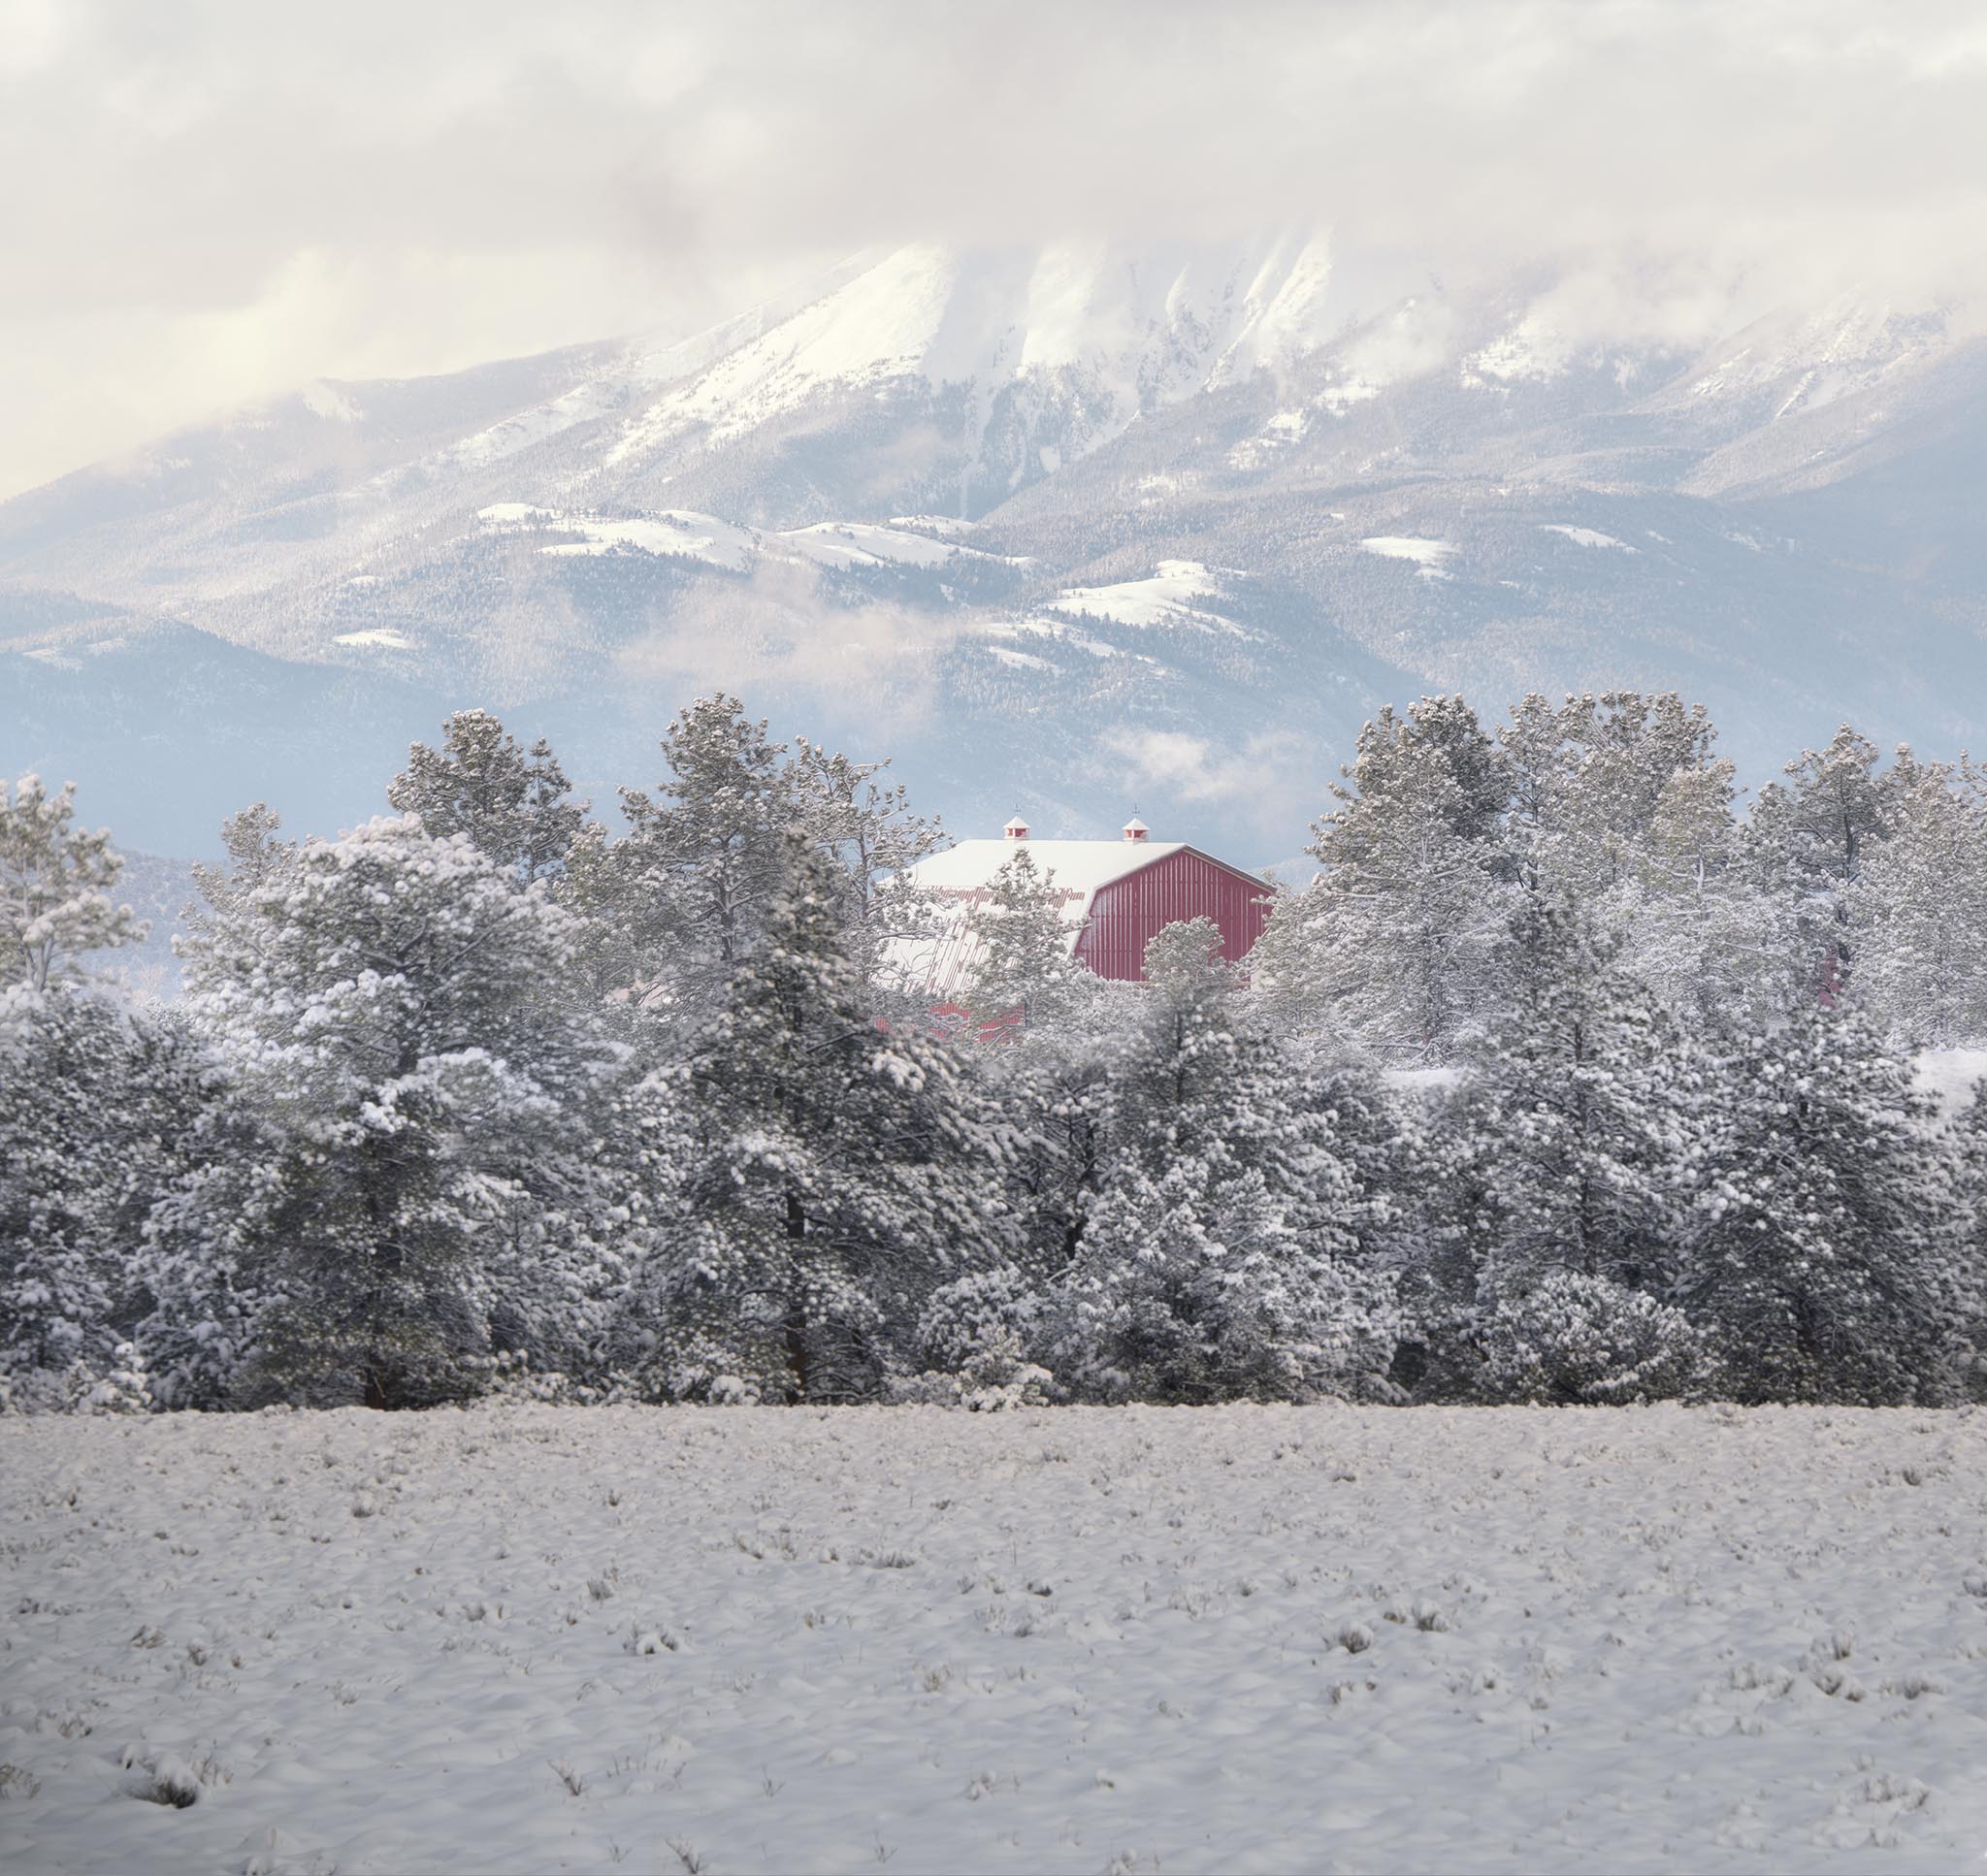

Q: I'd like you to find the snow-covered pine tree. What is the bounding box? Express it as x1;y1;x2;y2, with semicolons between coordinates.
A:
958;845;1089;1035
1048;919;1397;1403
1446;894;1697;1312
0;987;209;1406
1745;726;1900;1001
1255;698;1507;1061
636;841;1008;1403
1682;1007;1970;1404
1953;1082;1987;1400
571;695;794;1026
786;735;949;998
167;814;626;1407
1625;759;1806;1029
2;775;145;990
1547;692;1718;895
945;853;1138;1308
184;804;291;945
388;711;587;888
1851;756;1987;1048
575;695;962;1028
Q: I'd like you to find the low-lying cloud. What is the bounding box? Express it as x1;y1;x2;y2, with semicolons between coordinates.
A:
5;0;1986;496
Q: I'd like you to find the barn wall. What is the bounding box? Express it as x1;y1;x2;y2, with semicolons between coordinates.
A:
1075;848;1272;982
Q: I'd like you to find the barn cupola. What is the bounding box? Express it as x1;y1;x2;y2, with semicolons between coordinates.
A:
1003;814;1030;840
1122;815;1150;844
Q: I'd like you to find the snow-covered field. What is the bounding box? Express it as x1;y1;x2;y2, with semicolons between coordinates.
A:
3;1406;1983;1874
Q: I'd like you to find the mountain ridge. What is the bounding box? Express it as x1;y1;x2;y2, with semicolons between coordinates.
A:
5;240;1985;858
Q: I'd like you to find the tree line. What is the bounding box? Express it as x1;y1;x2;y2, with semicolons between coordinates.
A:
3;690;1984;1412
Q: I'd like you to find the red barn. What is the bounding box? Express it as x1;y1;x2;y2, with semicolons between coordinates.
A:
892;814;1273;1000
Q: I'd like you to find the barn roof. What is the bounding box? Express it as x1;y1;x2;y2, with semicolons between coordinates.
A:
898;838;1189;922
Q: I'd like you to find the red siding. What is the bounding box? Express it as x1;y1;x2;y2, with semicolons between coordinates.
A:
1074;847;1272;982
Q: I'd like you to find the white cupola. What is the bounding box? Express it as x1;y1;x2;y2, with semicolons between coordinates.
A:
1003;814;1030;840
1122;816;1150;844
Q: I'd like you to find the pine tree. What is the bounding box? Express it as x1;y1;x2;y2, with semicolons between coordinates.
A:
2;775;145;990
170;814;623;1407
1746;726;1901;999
1048;920;1397;1402
1258;700;1507;1061
1952;1084;1987;1400
1450;895;1697;1308
959;845;1089;1034
0;987;208;1403
787;734;949;992
388;711;587;887
574;696;808;1030
1851;756;1987;1047
637;843;1008;1403
185;804;291;945
1683;1008;1969;1404
1626;760;1805;1029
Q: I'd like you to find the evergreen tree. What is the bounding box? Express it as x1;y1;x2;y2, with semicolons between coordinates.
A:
1952;1083;1987;1400
1;775;144;990
0;987;208;1402
1258;700;1506;1060
1449;895;1697;1308
388;711;586;888
637;844;1007;1403
959;845;1089;1034
1682;1008;1969;1404
1048;921;1397;1402
185;804;291;945
1746;726;1900;998
580;695;795;1027
787;734;949;991
1852;756;1987;1047
169;815;625;1407
1626;760;1805;1029
577;695;952;1028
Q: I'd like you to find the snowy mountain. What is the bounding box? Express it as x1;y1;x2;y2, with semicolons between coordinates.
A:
5;237;1986;857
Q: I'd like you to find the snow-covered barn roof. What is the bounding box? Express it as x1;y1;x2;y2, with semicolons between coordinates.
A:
887;834;1220;1001
901;838;1188;915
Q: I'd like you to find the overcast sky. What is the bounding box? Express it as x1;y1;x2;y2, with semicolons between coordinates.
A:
5;0;1986;499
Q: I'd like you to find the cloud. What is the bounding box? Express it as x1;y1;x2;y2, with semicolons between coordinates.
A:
612;559;961;738
1097;725;1321;843
4;0;1987;494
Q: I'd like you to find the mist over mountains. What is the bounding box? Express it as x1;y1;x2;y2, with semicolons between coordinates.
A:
5;234;1985;860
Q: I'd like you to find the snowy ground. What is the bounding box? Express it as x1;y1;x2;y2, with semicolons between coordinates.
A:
2;1407;1983;1875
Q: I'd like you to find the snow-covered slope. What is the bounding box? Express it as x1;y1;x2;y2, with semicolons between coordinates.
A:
4;242;1986;856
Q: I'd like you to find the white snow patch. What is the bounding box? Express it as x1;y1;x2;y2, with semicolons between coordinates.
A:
478;502;755;572
986;646;1058;672
888;514;975;536
773;521;1017;571
1383;1065;1469;1099
1228;408;1312;468
1462;315;1572;387
983;616;1123;660
428;379;625;473
1318;378;1384;413
1053;561;1245;633
1361;535;1456;578
333;629;412;651
1539;525;1638;553
1913;1048;1987;1117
